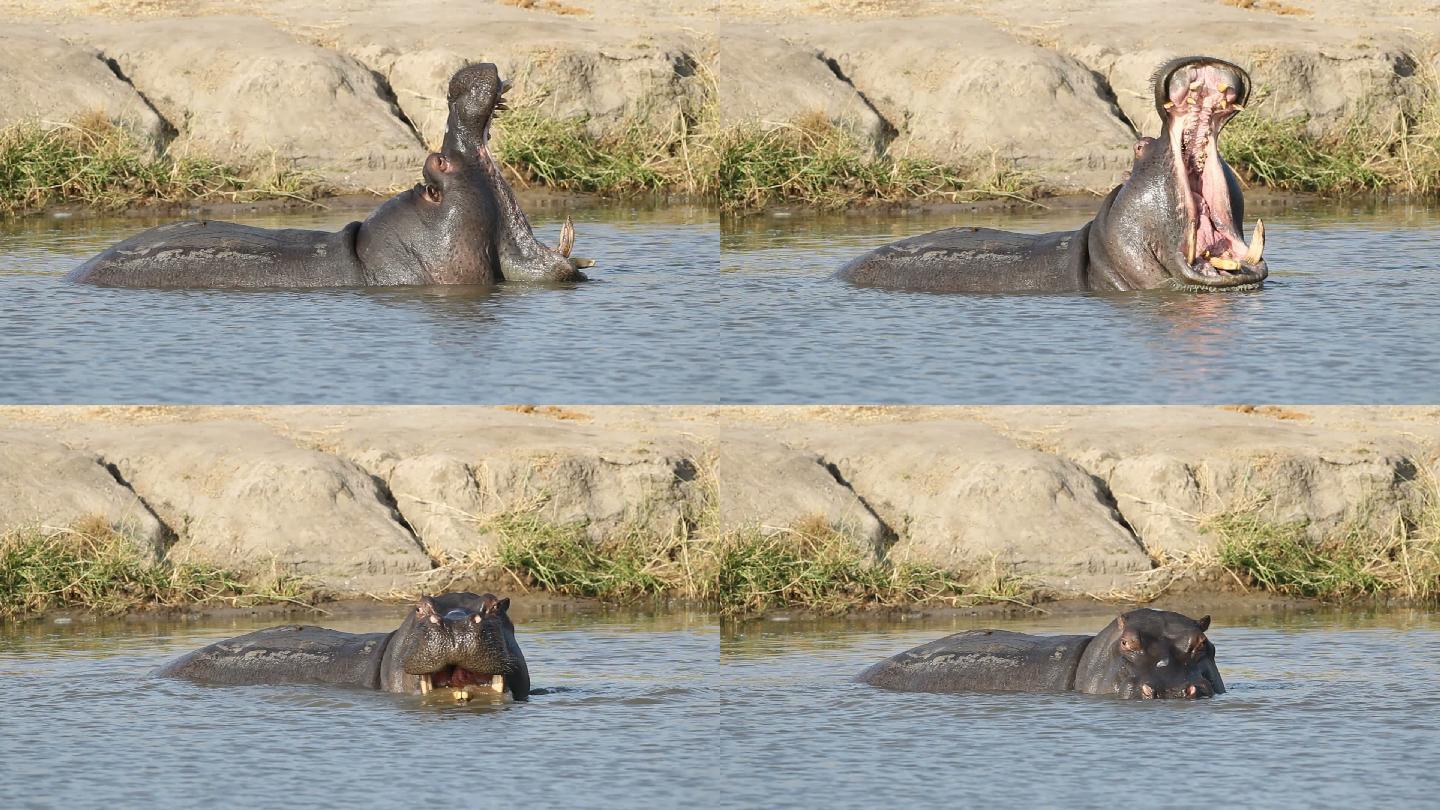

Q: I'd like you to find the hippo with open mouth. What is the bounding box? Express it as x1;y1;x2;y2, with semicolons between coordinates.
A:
157;592;531;701
858;608;1224;700
67;64;591;288
836;56;1267;292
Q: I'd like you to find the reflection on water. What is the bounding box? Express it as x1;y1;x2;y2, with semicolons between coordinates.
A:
721;198;1440;403
718;607;1440;808
0;605;719;807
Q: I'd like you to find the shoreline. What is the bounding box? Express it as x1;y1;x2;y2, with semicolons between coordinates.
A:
4;404;1436;619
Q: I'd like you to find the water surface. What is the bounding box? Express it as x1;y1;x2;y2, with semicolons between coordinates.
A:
0;607;717;807
720;607;1440;807
722;199;1440;402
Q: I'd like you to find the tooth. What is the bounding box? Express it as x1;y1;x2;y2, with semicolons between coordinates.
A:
1190;80;1203;90
1163;101;1174;110
558;216;575;258
1217;82;1229;93
454;689;470;702
1209;257;1241;271
420;674;432;695
1232;103;1245;112
490;675;505;693
1244;219;1265;263
1185;227;1197;265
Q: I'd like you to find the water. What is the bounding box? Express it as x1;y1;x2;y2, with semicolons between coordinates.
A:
0;605;718;807
3;199;1438;403
721;199;1440;403
719;607;1440;808
0;201;721;403
3;605;1434;806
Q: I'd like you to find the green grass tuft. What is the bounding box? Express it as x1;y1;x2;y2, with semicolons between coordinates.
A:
0;115;327;217
0;520;321;618
710;117;1039;212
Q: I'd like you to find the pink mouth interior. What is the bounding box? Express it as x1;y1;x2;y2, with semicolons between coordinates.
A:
1166;65;1255;272
430;665;487;688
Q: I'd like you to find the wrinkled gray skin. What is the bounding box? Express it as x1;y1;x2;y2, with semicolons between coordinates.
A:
67;63;587;288
156;592;531;700
857;608;1224;700
836;56;1267;293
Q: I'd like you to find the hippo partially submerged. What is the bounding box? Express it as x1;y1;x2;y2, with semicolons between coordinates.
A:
858;609;1224;700
837;56;1267;292
158;592;531;701
68;64;590;288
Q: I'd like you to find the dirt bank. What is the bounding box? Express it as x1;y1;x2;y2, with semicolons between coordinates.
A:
3;404;1435;597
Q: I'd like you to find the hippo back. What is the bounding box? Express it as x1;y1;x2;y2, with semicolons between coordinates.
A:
857;629;1093;694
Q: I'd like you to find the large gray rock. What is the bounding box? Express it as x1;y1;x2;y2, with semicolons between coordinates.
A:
787;422;1153;591
715;30;890;155
72;17;426;189
1043;412;1426;560
0;27;167;152
73;423;432;591
0;431;165;561
712;437;888;554
800;17;1139;190
339;15;708;150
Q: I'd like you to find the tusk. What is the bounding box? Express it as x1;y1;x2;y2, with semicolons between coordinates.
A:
420;674;432;695
557;216;575;258
490;675;505;694
1185;227;1197;265
1208;256;1241;271
569;257;596;269
1244;219;1265;263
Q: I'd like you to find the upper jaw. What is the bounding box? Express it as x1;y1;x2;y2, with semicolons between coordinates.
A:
1161;61;1267;289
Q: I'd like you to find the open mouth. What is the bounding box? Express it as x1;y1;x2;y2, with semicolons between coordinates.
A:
1163;61;1267;288
418;666;506;702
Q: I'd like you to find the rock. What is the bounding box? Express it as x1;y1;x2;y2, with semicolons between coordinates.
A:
69;422;432;591
332;417;708;560
797;17;1139;190
0;431;165;561
71;16;426;189
715;30;890;154
712;437;887;554
0;27;167;152
336;11;708;150
788;422;1153;591
1047;414;1425;560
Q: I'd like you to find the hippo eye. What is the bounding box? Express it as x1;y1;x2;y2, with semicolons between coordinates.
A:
424;184;442;203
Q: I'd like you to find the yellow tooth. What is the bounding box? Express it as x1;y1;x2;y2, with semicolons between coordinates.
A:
454;689;470;702
1163;101;1174;110
1217;82;1229;93
558;216;575;258
1244;219;1265;263
1209;257;1241;271
490;675;505;693
1185;228;1197;265
1190;80;1203;90
420;674;432;695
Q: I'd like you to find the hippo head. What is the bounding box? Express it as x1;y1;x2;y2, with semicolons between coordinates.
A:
1106;609;1226;700
391;592;526;700
1093;56;1267;291
441;62;592;282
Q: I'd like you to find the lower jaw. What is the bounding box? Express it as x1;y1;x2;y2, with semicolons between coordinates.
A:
419;672;507;702
1164;278;1264;293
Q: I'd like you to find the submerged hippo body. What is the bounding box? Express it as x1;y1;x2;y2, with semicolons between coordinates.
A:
837;56;1268;293
157;592;531;701
68;64;590;289
858;609;1224;700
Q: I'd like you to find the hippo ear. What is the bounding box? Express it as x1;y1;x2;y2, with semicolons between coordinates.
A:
415;596;440;622
1197;615;1211;632
496;597;511;615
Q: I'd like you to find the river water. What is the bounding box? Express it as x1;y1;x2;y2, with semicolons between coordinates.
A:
0;605;718;808
2;198;1437;402
720;607;1440;808
1;605;1434;807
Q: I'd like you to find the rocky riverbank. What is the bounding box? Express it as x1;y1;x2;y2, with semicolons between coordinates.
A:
3;405;1436;604
2;0;1434;204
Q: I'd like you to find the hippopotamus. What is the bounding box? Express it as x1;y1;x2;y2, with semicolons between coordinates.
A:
857;608;1224;700
836;56;1267;293
157;592;531;701
67;64;591;288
